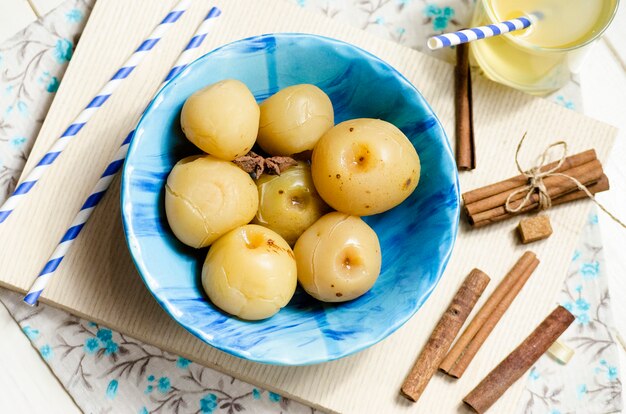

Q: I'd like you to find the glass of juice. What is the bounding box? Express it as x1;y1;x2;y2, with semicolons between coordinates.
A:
470;0;619;94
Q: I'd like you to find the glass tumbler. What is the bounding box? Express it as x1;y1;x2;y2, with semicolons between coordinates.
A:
470;0;619;94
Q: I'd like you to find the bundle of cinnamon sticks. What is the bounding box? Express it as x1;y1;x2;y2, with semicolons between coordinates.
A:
463;149;610;227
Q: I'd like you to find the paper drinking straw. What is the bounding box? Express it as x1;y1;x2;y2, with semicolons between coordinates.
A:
0;0;191;225
427;13;542;50
24;7;222;306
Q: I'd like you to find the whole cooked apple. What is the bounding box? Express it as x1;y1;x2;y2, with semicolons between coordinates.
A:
311;118;420;216
180;79;259;160
165;155;258;248
202;225;297;320
253;162;330;245
257;84;334;155
294;212;381;302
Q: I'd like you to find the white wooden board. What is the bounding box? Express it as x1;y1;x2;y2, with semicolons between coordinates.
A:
0;0;37;43
0;298;81;414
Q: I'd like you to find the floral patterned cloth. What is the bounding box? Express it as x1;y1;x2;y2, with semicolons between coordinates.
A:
517;212;622;414
293;0;474;63
0;0;89;203
0;295;315;414
0;0;619;413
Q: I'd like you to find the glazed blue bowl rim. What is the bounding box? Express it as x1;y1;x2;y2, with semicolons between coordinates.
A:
121;33;460;365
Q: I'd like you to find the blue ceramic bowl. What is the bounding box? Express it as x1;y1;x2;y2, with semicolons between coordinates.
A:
121;34;459;365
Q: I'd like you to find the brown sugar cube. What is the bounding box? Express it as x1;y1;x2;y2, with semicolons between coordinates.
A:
518;215;553;244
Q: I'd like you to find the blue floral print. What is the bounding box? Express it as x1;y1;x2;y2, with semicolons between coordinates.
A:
176;356;191;368
200;393;218;413
580;261;600;279
54;39;73;63
423;4;457;31
97;328;113;341
575;298;590;311
66;8;83;22
46;76;60;93
10;137;26;148
269;391;282;402
104;339;119;355
84;337;100;354
157;377;171;393
39;344;53;360
554;95;575;110
106;380;118;399
529;368;540;381
22;325;39;339
200;394;217;414
16;100;27;114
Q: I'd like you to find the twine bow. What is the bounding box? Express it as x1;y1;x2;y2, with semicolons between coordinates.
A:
504;133;626;229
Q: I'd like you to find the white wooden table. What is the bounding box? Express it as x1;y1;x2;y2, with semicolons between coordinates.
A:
0;1;625;413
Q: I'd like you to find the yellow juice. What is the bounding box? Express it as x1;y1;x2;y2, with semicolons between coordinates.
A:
470;0;618;94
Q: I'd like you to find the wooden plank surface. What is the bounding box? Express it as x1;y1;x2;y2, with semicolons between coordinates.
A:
0;1;618;413
604;0;626;71
29;0;66;18
0;0;37;43
0;300;81;414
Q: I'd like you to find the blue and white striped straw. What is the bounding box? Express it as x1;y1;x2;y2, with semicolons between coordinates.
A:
24;7;222;306
0;0;191;225
427;13;541;50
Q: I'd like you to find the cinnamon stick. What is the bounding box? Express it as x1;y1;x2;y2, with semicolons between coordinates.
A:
471;174;609;228
400;269;490;402
466;158;602;216
462;149;596;205
445;256;539;378
455;43;475;170
549;174;610;205
463;306;575;413
469;159;604;227
440;252;537;375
